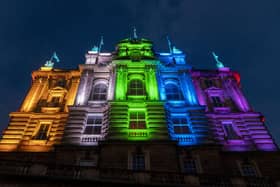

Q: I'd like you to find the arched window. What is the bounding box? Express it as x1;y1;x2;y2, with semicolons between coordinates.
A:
90;84;107;100
128;80;145;96
165;83;184;100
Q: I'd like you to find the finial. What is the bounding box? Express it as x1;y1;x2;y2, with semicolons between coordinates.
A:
44;52;60;68
212;52;225;68
98;36;104;53
166;35;172;54
133;27;138;39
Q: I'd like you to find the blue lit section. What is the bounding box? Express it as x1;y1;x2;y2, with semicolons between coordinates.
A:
167;106;197;146
179;72;199;105
156;50;210;146
156;50;198;105
164;103;209;146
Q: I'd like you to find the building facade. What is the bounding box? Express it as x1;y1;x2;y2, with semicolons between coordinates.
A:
0;67;80;152
0;36;279;186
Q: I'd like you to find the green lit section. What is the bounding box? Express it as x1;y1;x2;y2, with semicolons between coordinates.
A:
108;37;168;141
115;65;127;100
109;102;168;141
115;38;155;59
114;60;159;101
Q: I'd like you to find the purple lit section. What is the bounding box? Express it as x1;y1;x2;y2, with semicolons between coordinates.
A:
190;71;207;107
222;79;250;112
207;113;278;151
191;69;278;151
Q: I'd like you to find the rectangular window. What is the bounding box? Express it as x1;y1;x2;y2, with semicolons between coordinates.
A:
172;118;190;134
223;123;240;140
211;96;223;107
51;97;60;103
240;163;258;177
49;96;60;107
129;112;146;129
34;124;49;140
132;154;145;171
56;79;66;87
204;79;214;88
174;126;190;134
84;116;102;135
183;159;197;174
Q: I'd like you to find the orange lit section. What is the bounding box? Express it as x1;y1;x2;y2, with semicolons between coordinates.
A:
0;68;80;152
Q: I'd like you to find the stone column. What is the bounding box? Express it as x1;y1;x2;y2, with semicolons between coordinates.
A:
222;78;250;112
20;77;47;112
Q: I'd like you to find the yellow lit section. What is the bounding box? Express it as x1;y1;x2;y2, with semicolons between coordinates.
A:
0;68;81;152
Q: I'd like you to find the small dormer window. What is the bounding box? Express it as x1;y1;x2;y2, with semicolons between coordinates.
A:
33;124;50;140
51;97;60;104
204;79;214;88
211;96;223;107
223;122;240;140
57;79;66;87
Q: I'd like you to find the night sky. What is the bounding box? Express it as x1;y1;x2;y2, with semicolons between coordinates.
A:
0;0;279;145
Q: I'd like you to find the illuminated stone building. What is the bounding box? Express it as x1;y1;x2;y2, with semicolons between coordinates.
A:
62;50;114;146
191;68;277;151
0;35;280;187
0;66;80;152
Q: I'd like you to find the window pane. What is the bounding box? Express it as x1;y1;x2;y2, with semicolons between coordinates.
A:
241;164;258;177
172;118;187;124
223;123;239;139
84;126;101;135
132;154;145;170
84;126;94;134
90;84;107;100
84;116;103;135
34;124;49;140
129;112;146;129
128;80;145;96
183;159;197;174
57;79;66;87
174;126;190;134
211;96;223;107
87;118;95;125
165;83;183;100
204;79;214;88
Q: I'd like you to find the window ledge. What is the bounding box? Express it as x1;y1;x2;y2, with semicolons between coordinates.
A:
41;107;61;113
226;139;245;144
28;140;48;145
213;107;231;113
127;95;147;100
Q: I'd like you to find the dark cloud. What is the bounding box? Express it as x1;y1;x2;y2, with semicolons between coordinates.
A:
0;0;279;144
